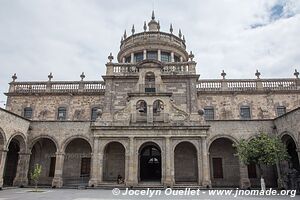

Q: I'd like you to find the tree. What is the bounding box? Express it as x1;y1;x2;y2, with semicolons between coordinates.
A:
235;133;289;189
30;164;42;191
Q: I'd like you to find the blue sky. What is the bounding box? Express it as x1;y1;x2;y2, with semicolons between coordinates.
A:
0;0;300;107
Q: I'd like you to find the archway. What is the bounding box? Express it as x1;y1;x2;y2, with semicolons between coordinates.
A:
63;138;92;186
282;134;300;171
103;142;125;182
174;142;198;183
209;138;240;187
139;142;161;182
3;139;19;186
29;138;57;186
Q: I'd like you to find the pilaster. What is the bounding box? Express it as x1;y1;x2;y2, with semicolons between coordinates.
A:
13;152;31;187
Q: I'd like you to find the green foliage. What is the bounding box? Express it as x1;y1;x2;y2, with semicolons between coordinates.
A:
235;133;289;167
30;163;42;191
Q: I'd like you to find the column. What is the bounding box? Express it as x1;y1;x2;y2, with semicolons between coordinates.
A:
126;137;137;186
122;57;125;63
239;161;251;189
89;138;100;187
171;52;174;62
197;140;203;185
130;53;134;63
143;50;147;60
158;50;161;61
0;149;8;188
201;136;211;187
164;137;173;187
52;152;64;188
13;152;31;187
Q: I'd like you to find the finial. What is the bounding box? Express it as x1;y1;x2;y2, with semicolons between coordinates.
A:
108;53;114;63
12;73;17;82
183;35;186;43
255;69;261;79
170;23;173;34
123;30;127;39
178;29;182;38
143;21;147;31
189;51;194;61
131;24;135;35
48;72;53;81
294;69;299;79
121;36;123;43
221;70;226;79
151;10;155;20
157;20;160;31
80;72;85;81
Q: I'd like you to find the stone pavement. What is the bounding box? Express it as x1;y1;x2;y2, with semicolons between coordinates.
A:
0;188;297;200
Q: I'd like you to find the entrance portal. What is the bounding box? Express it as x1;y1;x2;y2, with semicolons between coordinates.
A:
139;143;161;181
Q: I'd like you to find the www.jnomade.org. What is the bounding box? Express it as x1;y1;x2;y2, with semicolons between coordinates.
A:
113;188;297;198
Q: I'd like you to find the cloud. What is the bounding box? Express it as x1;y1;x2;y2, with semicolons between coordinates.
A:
0;0;299;107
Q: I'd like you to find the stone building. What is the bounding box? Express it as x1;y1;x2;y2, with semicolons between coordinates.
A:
0;12;299;189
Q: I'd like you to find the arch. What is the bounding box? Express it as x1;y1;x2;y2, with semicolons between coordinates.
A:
209;137;240;187
136;100;147;113
139;142;162;182
6;133;27;152
29;135;59;151
0;127;7;149
61;135;92;153
29;138;57;186
103;142;126;182
281;133;300;172
174;141;198;183
62;137;92;186
153;100;164;114
208;135;238;151
280;132;299;148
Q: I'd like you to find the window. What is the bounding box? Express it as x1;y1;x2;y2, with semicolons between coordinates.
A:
91;107;99;121
145;72;156;93
23;107;33;119
136;100;147;113
161;52;171;62
240;106;251;119
134;52;143;62
212;158;223;178
153;100;164;114
174;55;180;62
80;157;91;177
247;163;257;178
125;56;131;63
49;157;56;177
147;51;158;60
204;107;214;120
57;107;67;120
277;106;286;116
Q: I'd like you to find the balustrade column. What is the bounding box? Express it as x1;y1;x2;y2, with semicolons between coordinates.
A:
52;152;65;188
0;149;8;188
13;151;31;187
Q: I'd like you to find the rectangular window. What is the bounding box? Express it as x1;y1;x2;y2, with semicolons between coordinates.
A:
212;157;223;178
80;157;91;177
91;107;99;121
147;51;158;60
247;163;257;178
276;106;286;116
240;106;251;119
125;56;131;63
134;52;143;62
161;52;171;62
49;157;56;177
204;107;214;120
57;107;67;120
23;107;33;119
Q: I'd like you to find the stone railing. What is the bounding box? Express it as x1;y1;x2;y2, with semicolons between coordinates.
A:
8;81;105;94
121;31;186;50
106;61;196;76
197;79;299;92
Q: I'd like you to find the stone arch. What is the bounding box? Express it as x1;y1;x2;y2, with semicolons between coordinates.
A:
6;133;27;152
208;135;238;150
209;137;240;187
62;137;92;186
281;133;300;172
102;141;126;182
174;141;198;183
138;141;162;182
0;127;7;149
61;135;93;153
29;135;59;151
28;137;57;186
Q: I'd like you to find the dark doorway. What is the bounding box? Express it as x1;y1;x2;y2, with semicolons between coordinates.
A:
3;140;20;186
140;144;161;181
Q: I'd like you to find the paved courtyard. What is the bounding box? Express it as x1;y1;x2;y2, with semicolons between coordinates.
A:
0;188;297;200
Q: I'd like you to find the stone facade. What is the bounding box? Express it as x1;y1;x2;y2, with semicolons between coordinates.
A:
0;12;299;189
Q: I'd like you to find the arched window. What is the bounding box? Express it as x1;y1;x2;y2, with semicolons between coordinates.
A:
153;100;164;114
136;100;147;114
57;107;67;120
145;72;155;93
23;107;33;119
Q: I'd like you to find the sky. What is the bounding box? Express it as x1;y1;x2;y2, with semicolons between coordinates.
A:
0;0;300;108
